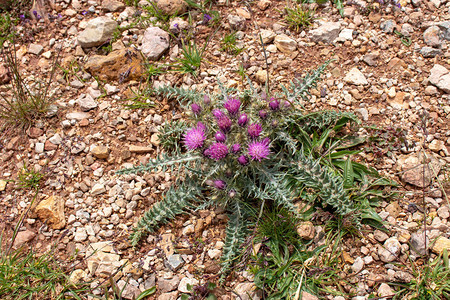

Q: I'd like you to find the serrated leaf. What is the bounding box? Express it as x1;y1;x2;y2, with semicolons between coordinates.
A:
343;157;354;189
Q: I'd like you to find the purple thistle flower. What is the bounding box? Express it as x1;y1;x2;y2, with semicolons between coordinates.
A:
191;103;202;115
214;179;226;190
204;95;211;105
224;98;241;116
259;110;268;119
248;139;270;161
238;113;248;126
269;98;279;111
183;127;206;150
231;143;241;153
216;115;232;133
237;155;249;165
215;131;226;142
248;123;262;138
206;143;228;160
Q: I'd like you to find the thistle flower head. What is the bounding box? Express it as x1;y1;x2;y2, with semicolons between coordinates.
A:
259;110;267;119
214;179;226;190
238;113;248;126
248;123;262;138
206;143;228;160
224;98;241;116
215;131;226;142
191;103;202;115
215;113;232;133
183;127;206;150
231;143;241;153
269;98;279;111
248;138;270;161
237;155;249;165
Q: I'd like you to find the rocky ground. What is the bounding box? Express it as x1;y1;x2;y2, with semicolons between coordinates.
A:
0;0;450;299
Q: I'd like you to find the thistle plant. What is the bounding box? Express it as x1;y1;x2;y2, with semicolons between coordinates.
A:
118;61;385;279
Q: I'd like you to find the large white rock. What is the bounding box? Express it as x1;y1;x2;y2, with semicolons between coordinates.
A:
77;17;118;48
428;64;450;93
141;27;170;61
274;34;297;53
310;22;341;43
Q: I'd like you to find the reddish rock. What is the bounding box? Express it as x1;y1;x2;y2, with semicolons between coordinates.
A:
27;127;44;138
44;140;58;151
13;230;36;248
0;62;10;84
84;48;144;82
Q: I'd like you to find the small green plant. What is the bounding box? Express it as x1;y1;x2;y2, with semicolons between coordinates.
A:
0;12;15;47
16;164;44;190
0;235;90;299
0;43;59;130
236;62;246;81
393;249;450;299
121;84;156;110
174;40;204;76
283;4;315;32
220;31;244;55
157;120;188;154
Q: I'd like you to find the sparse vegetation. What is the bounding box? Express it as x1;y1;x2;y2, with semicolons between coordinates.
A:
283;4;315;32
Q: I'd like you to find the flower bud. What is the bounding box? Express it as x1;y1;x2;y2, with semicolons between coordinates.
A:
238;113;248;126
231;143;241;153
214;180;226;190
237;155;249;165
269;98;279;111
215;131;226;142
191;103;202;115
204;95;211;105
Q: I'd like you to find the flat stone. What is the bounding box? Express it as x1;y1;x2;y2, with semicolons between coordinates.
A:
432;236;450;254
274;34;297;53
437;21;450;41
310;22;341;43
165;254;184;271
86;249;122;277
78;94;97;111
77;17;118;48
344;67;368;85
66;111;90;121
28;44;44;56
397;152;442;187
257;0;271;10
85;48;144;82
428;64;450;93
158;276;180;293
13;230;36;248
141;27;170;61
35;195;65;230
129;145;153;153
420;47;443;58
234;282;260;300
